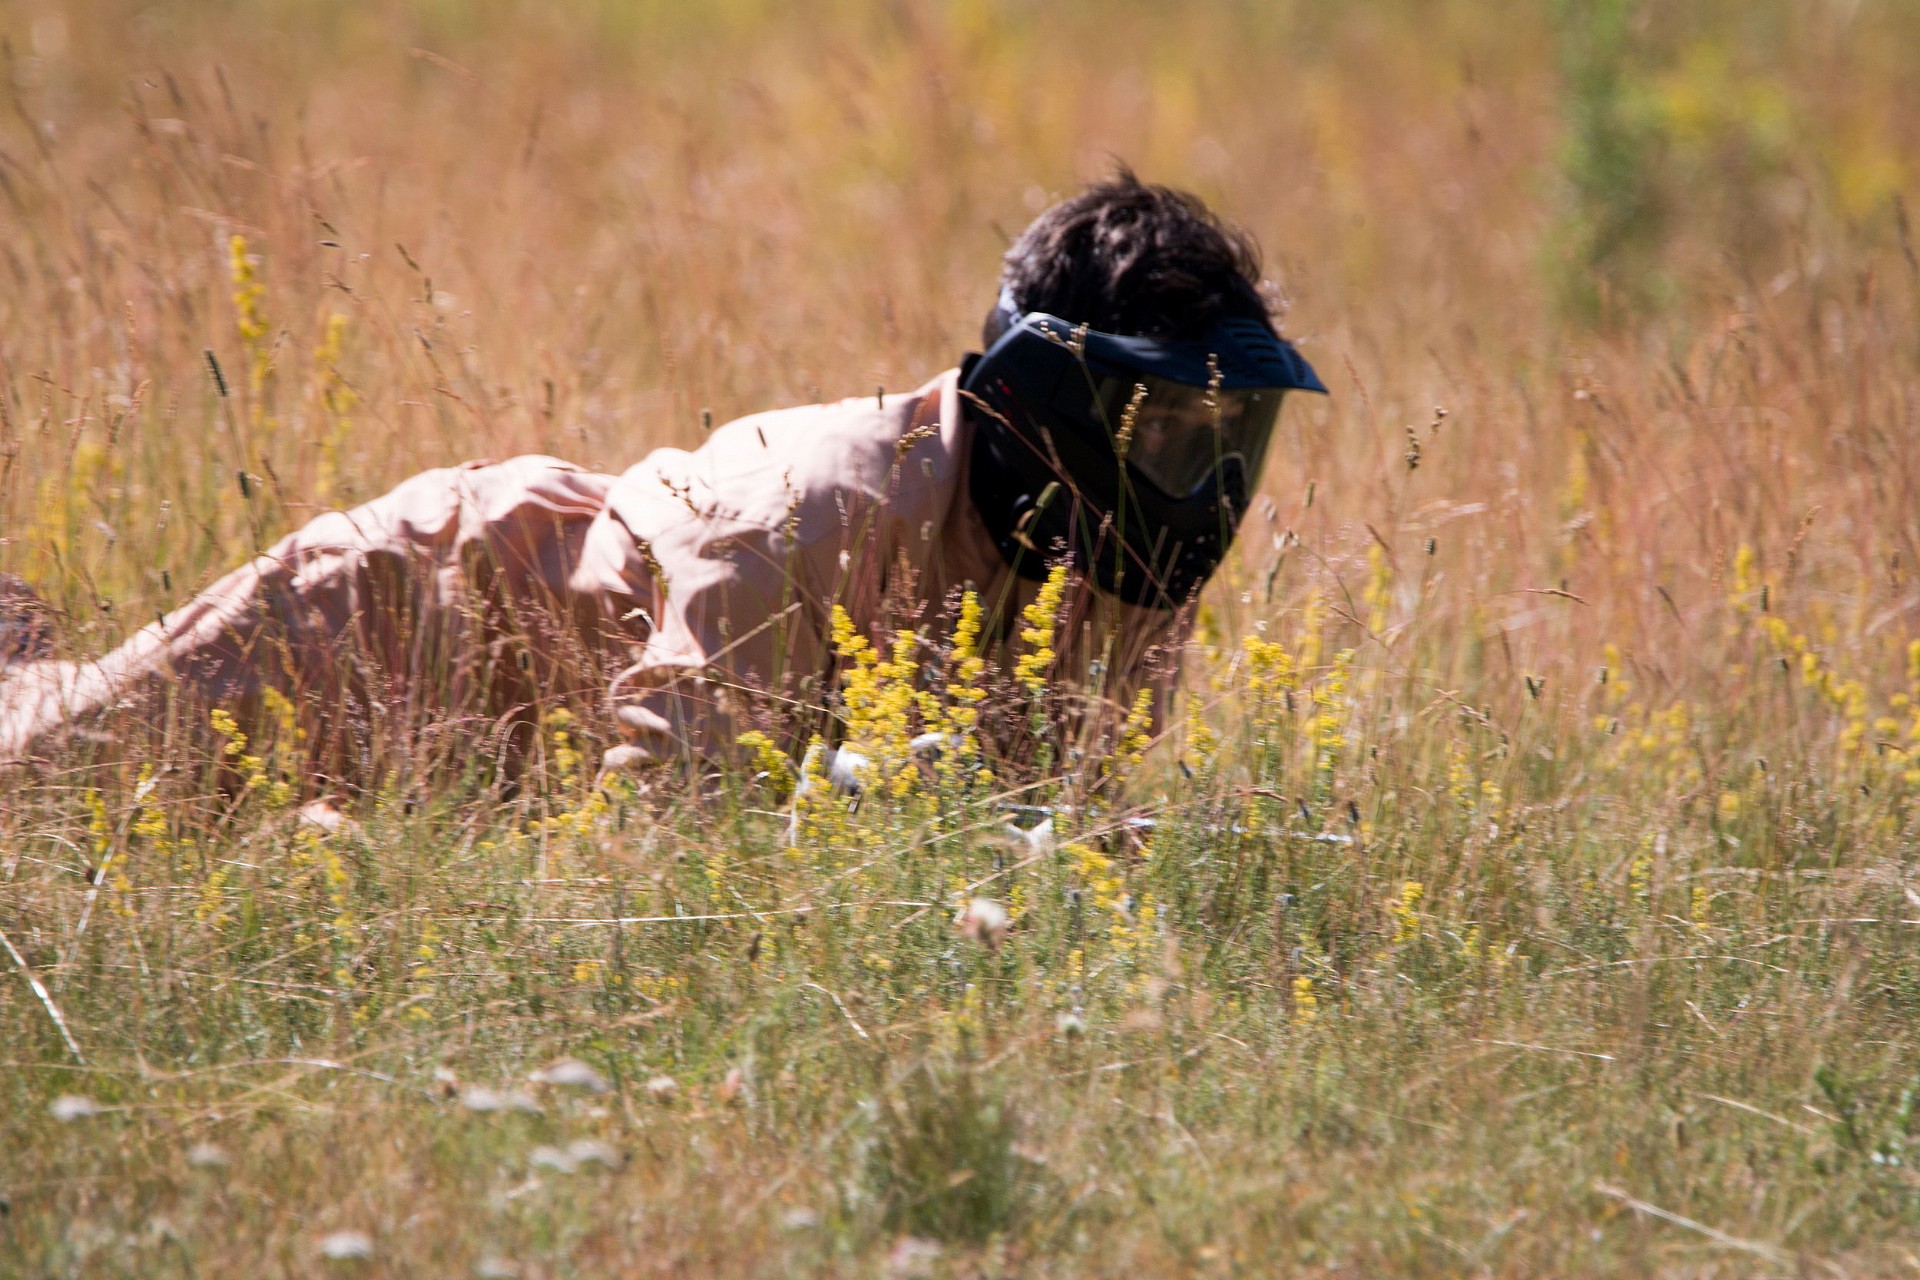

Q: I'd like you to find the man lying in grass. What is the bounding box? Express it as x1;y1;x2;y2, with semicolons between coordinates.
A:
0;172;1323;785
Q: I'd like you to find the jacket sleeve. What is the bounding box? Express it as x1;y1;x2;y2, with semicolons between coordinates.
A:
579;456;842;774
606;532;830;770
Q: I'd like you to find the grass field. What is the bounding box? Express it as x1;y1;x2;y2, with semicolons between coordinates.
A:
5;1;1920;1275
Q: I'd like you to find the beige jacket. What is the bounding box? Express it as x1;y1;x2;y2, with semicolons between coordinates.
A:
0;371;1185;774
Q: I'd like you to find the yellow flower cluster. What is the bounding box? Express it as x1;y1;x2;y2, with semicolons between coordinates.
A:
1244;633;1297;703
1387;879;1424;944
830;604;920;794
629;972;685;1005
259;687;302;807
940;590;989;756
572;958;606;985
228;234;275;433
1627;834;1655;901
316;834;356;990
27;430;122;576
1560;429;1590;522
207;698;301;808
82;789;137;916
534;706;616;836
1608;700;1701;790
1065;839;1156;962
1117;686;1155;768
1309;648;1354;774
210;707;271;793
1727;543;1761;614
193;862;232;929
411;917;439;983
313;312;357;503
1295;590;1325;672
313;312;354;410
1590;641;1632;733
542;788;610;838
1458;924;1511;975
736;730;795;796
1291;974;1318;1027
229;234;268;350
1758;614;1885;768
1446;739;1474;807
787;734;854;859
1182;696;1219;772
546;706;583;781
1363;543;1392;635
1006;881;1031;925
84;788;111;861
1014;564;1069;696
407;916;440;1023
1068;841;1126;915
131;765;169;848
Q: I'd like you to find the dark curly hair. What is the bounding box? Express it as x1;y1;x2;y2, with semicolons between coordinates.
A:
991;170;1272;343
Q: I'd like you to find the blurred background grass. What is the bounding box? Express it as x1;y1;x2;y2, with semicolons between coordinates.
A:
3;0;1915;652
6;2;1920;1276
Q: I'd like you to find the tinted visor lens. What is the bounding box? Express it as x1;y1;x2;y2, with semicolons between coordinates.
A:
1092;374;1284;498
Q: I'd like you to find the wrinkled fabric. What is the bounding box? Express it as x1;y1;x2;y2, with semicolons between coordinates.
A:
0;458;615;776
0;371;1186;776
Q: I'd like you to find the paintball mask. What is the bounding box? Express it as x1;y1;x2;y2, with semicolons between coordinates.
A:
962;289;1326;609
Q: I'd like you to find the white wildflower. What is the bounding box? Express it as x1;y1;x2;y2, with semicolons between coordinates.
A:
186;1141;230;1168
565;1138;623;1169
528;1145;576;1173
954;897;1010;949
319;1230;374;1261
459;1086;541;1114
50;1094;100;1122
529;1057;609;1094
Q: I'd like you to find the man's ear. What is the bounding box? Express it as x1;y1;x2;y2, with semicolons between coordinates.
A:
981;283;1021;349
981;311;1009;349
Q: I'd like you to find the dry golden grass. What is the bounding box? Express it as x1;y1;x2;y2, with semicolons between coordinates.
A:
5;2;1920;1276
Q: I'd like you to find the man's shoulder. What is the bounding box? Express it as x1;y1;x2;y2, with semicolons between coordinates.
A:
649;371;959;491
601;370;964;546
722;369;958;462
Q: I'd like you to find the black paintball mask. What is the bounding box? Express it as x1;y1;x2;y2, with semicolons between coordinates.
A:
961;287;1327;609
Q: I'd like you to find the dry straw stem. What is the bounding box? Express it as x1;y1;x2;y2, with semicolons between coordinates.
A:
1;925;85;1064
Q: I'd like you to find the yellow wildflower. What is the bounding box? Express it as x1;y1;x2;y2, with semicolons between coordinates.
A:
1117;686;1155;768
1291;974;1318;1027
1387;880;1424;944
1014;564;1069;696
